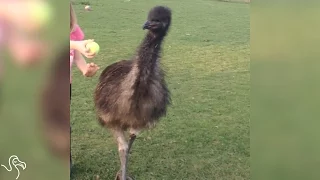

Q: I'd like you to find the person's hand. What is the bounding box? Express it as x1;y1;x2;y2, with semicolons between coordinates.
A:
73;40;96;59
84;63;100;77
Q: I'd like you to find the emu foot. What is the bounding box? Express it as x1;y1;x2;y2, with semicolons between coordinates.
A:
114;171;133;180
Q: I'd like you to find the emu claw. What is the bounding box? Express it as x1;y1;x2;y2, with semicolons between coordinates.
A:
114;171;133;180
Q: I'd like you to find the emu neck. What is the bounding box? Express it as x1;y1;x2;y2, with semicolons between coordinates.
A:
136;32;164;77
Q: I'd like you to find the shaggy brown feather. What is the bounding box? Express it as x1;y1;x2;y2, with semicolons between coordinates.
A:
94;6;172;131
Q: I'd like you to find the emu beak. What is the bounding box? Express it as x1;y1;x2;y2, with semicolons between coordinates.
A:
142;21;150;30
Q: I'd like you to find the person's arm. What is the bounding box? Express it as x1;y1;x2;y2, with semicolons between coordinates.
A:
70;41;76;50
73;50;88;76
73;51;100;77
70;41;82;50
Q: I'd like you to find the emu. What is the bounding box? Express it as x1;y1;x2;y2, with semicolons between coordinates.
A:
94;6;172;180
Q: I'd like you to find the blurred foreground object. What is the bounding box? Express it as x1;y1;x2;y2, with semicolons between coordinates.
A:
0;1;69;179
0;0;53;68
0;1;53;33
41;47;70;166
8;33;48;67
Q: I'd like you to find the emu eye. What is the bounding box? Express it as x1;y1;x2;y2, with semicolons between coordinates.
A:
153;19;160;22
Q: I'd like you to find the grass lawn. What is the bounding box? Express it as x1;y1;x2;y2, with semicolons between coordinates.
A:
71;0;250;179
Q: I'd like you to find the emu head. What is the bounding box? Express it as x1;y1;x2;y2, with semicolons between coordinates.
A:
142;6;172;36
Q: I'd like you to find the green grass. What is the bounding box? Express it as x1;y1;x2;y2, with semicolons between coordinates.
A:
71;0;250;179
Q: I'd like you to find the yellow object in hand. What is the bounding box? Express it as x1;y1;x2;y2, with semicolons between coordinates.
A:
86;42;100;54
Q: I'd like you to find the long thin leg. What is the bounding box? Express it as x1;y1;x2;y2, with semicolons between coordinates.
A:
119;149;128;180
128;129;140;154
127;134;136;153
114;129;140;180
113;130;128;180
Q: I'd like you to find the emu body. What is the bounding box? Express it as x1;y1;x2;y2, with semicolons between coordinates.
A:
95;35;169;130
94;6;172;180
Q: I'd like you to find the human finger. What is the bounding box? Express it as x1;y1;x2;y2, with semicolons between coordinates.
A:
86;52;96;57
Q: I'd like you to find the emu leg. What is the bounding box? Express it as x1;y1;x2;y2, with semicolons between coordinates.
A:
118;148;128;180
128;129;140;154
115;135;137;180
117;134;137;180
127;134;136;153
114;130;133;180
